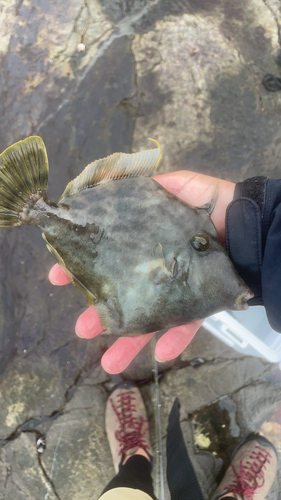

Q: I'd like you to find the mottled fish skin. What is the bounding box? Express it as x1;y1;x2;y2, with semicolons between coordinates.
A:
25;176;251;336
0;136;252;337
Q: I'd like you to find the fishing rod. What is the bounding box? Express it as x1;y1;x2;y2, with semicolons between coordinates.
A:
151;335;165;500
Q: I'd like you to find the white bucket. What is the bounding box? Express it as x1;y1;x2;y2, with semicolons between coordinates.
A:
203;306;281;367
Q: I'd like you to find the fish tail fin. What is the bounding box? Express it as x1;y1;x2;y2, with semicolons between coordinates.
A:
0;136;49;226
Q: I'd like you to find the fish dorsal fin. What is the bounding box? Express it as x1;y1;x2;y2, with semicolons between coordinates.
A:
59;139;161;203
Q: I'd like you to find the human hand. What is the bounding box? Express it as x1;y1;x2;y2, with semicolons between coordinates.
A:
49;171;235;374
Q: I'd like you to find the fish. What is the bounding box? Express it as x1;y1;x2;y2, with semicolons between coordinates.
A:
0;136;253;336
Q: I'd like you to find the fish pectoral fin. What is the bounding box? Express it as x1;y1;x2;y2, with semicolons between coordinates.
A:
154;267;173;285
59;139;162;203
153;242;165;260
152;244;178;285
168;257;178;276
154;259;178;285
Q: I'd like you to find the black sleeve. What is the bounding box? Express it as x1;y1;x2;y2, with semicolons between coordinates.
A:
226;176;281;332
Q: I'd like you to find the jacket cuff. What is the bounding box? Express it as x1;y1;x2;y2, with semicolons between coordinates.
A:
225;176;268;305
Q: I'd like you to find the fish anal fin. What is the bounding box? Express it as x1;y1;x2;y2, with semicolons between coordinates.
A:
42;233;96;305
73;276;97;306
59;140;161;203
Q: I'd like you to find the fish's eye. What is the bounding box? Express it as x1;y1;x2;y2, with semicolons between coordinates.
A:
190;233;210;252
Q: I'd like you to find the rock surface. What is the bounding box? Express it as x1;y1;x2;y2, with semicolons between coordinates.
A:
0;0;281;498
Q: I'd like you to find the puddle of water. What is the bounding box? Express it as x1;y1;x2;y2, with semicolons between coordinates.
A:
190;396;240;463
218;397;240;437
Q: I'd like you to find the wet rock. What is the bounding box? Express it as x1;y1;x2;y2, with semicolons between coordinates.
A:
81;364;111;387
132;0;280;180
0;0;281;496
38;34;137;203
0;358;65;435
179;326;244;363
40;384;111;499
0;433;57;499
158;355;270;418
233;381;281;433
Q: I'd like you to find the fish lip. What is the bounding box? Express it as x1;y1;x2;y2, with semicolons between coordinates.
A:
234;289;254;310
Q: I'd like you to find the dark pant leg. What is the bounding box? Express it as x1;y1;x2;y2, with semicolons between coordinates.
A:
99;455;158;500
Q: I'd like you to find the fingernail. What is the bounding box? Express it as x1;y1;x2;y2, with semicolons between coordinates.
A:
154;354;163;363
75;306;103;339
48;263;71;285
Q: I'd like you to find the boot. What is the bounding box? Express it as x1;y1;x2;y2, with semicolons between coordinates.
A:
105;380;152;473
213;433;278;500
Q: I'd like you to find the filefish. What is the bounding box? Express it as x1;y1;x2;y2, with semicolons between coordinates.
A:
0;136;252;336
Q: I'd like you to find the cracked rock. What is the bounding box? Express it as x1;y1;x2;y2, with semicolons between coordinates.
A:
1;0;281;496
0;433;57;499
233;381;281;432
158;355;272;418
179;326;245;363
40;385;111;499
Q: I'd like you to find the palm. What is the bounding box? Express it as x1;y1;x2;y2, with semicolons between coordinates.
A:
49;171;235;373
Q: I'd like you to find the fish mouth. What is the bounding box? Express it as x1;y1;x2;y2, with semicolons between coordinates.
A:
234;289;254;310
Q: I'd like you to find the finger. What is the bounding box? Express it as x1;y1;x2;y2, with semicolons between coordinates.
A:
154;171;219;205
49;263;72;285
75;306;103;339
154;171;235;244
154;320;204;362
101;332;155;374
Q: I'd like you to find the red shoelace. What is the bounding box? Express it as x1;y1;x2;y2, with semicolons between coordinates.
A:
224;445;272;500
110;390;150;457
